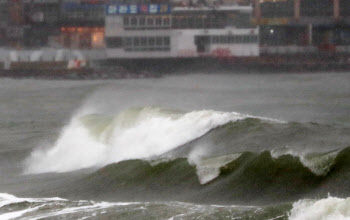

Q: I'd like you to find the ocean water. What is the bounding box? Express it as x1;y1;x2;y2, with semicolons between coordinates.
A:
0;72;349;219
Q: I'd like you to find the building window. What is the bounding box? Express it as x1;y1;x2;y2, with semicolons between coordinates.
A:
147;17;154;26
139;17;146;26
133;37;140;47
131;17;137;26
213;36;219;43
228;36;233;43
155;17;162;26
156;37;163;46
148;38;155;47
164;37;170;46
123;16;129;26
163;17;170;26
224;36;228;43
141;37;147;46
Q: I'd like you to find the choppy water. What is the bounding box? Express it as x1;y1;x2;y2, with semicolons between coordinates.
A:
0;72;349;219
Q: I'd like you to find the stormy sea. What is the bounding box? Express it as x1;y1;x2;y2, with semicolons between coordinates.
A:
0;72;349;220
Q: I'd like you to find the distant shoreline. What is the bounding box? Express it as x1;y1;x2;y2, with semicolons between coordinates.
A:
0;56;349;79
0;68;161;80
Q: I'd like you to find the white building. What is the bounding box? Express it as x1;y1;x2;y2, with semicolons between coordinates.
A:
105;3;259;60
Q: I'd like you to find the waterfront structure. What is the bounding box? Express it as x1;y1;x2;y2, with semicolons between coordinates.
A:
104;2;259;61
1;0;350;61
253;0;350;55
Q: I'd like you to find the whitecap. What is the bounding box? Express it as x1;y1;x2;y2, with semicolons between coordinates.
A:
289;196;350;220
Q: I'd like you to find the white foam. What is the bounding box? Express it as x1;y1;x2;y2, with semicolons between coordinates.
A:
0;193;68;220
0;193;67;209
289;197;350;220
0;193;138;220
26;201;131;220
0;205;44;220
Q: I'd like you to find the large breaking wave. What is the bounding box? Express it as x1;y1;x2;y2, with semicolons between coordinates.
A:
23;105;350;204
26;106;280;174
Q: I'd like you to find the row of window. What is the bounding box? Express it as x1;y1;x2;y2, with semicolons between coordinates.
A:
106;35;257;49
123;15;171;29
210;35;259;44
106;36;171;51
123;14;225;29
121;13;251;30
124;36;170;47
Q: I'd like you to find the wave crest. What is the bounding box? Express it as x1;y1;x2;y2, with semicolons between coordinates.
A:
25;107;254;174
